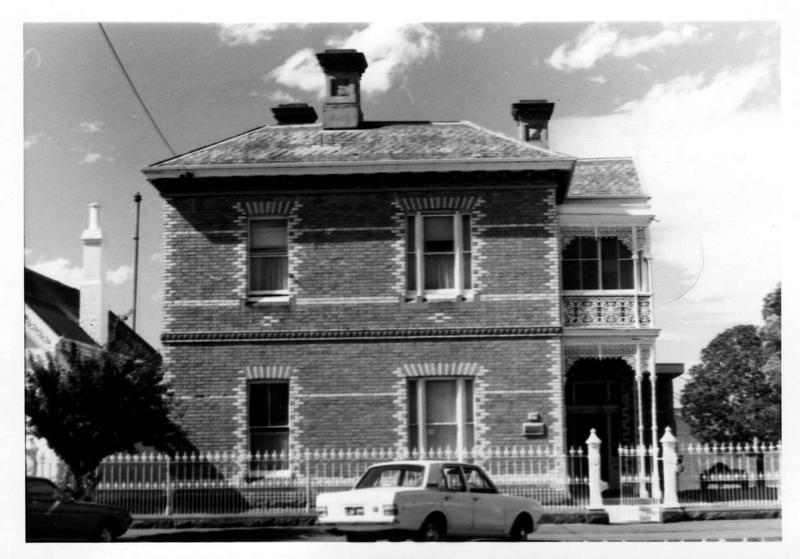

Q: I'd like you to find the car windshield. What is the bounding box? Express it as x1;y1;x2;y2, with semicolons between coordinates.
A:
356;465;425;489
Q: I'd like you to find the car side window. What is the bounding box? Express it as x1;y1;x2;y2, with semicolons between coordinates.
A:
462;467;496;493
442;466;466;492
27;479;59;500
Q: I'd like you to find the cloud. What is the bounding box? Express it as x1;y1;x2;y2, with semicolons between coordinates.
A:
149;252;164;263
216;23;302;46
78;121;104;133
588;75;607;84
80;152;114;164
547;23;709;71
29;258;82;287
24;134;41;150
268;90;299;103
550;60;780;366
24;48;42;69
269;23;439;98
106;265;133;286
457;27;485;43
615;61;774;122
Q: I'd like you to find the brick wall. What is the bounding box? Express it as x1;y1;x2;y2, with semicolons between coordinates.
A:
160;185;560;333
159;177;565;453
166;337;564;453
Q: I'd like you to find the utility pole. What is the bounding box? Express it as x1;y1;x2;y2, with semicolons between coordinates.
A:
132;192;142;332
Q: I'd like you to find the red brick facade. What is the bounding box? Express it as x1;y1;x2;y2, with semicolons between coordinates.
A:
157;177;567;455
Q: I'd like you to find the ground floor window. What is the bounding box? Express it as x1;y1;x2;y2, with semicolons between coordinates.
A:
248;381;289;470
408;378;474;453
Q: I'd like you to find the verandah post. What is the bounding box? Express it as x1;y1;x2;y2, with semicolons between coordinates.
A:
586;429;603;509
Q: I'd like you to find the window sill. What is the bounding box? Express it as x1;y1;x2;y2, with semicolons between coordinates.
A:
244;295;293;308
401;292;477;309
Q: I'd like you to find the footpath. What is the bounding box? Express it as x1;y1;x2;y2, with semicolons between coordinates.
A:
121;518;781;542
129;506;780;530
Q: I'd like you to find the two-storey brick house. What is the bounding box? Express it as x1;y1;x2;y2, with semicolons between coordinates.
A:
143;49;679;490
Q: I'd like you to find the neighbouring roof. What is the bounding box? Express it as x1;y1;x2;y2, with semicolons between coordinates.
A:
568;158;644;198
148;121;572;168
25;268;158;358
25;268;96;347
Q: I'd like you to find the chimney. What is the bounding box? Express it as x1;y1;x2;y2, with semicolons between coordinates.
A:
315;49;368;129
80;203;107;346
271;103;318;125
512;100;555;148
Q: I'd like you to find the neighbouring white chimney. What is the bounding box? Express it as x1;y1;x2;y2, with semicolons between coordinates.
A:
80;203;107;345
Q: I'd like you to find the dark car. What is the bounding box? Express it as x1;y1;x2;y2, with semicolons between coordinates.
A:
26;476;133;542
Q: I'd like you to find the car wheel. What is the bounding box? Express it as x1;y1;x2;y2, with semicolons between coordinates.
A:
418;516;446;542
507;515;532;542
93;521;116;542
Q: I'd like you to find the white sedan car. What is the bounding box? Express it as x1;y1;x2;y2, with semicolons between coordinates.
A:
316;460;543;542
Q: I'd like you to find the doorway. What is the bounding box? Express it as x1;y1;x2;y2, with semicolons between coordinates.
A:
565;358;635;491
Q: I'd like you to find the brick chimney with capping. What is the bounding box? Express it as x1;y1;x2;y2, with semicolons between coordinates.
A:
512;100;555;149
315;49;369;129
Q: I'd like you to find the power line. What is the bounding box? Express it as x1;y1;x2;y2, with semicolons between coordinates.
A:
97;23;177;157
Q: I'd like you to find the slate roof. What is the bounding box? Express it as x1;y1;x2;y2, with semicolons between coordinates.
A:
149;121;571;167
568;158;645;198
25;268;96;346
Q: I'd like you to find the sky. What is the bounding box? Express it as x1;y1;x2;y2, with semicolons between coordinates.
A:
20;17;783;386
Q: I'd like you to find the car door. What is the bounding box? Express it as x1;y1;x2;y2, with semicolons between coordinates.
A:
439;465;473;536
462;466;507;536
26;478;68;540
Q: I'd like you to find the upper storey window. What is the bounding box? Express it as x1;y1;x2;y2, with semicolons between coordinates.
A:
406;213;472;298
562;237;634;290
249;218;289;295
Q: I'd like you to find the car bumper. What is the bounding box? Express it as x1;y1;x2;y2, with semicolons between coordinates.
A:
323;524;415;538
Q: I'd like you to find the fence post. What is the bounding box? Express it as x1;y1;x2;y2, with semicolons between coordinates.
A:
660;428;679;508
586;429;603;509
164;454;172;516
304;450;311;514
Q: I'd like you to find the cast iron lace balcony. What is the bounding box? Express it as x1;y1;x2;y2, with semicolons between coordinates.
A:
562;294;652;328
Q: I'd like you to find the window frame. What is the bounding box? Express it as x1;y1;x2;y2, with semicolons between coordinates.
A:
406;211;473;300
248;217;290;298
561;236;636;293
247;380;290;474
407;377;475;454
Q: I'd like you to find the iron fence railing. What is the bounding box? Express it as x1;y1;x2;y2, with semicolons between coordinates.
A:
27;439;780;516
676;442;781;508
30;446;589;517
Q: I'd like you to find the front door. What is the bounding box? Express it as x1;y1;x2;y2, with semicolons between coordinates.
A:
566;408;620;489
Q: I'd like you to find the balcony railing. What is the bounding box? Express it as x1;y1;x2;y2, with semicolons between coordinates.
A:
562;294;652;328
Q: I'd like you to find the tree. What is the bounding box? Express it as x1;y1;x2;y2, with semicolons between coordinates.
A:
680;286;781;443
26;344;180;499
759;284;781;389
